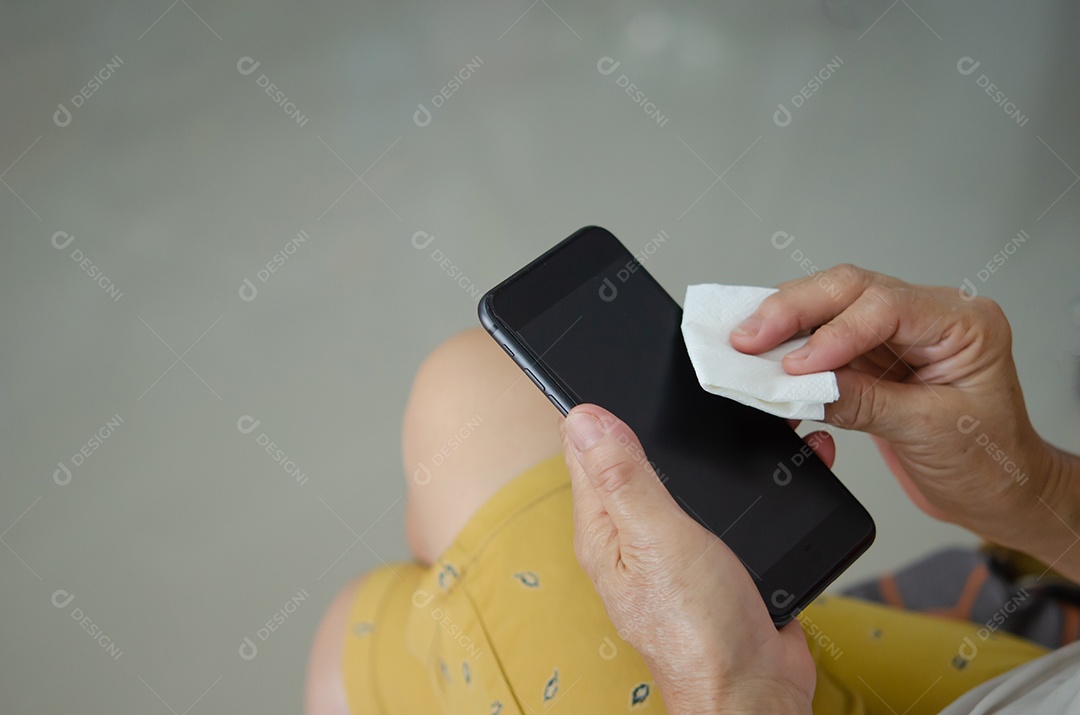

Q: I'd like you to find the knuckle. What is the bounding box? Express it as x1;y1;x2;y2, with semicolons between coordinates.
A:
866;384;888;426
851;382;885;430
860;283;913;320
588;453;637;499
973;296;1013;346
815;317;854;343
890;285;921;314
754;290;790;321
828;262;867;287
863;285;907;322
862;283;893;304
972;295;1006;322
755;290;807;335
853;387;873;428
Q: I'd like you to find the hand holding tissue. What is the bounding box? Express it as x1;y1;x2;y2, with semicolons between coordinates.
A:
680;284;839;420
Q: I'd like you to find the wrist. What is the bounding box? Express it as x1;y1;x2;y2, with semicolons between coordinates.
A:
1030;444;1080;576
654;669;812;715
713;681;813;715
993;440;1080;581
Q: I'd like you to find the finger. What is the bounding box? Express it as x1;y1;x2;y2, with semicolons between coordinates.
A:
730;264;893;353
562;404;684;540
559;417;618;576
848;350;913;383
780;285;956;376
824;366;930;441
559;417;607;525
802;430;836;468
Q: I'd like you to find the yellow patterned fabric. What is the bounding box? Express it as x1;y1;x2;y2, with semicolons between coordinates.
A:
341;454;1048;714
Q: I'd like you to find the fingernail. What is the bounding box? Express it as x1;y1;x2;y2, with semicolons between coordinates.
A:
565;411;607;453
785;343;812;361
732;316;761;338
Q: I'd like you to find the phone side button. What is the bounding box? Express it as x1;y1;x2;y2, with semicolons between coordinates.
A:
522;369;542;389
499;343;514;357
546;393;566;414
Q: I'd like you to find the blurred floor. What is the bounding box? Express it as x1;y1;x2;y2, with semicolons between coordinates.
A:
1;0;1078;712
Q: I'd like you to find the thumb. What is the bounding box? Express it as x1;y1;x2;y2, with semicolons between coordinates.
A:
825;366;929;442
561;404;683;538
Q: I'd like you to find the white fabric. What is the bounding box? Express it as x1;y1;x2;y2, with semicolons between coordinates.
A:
937;639;1080;714
680;284;839;420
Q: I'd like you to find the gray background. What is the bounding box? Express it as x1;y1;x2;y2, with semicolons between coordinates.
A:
2;0;1078;712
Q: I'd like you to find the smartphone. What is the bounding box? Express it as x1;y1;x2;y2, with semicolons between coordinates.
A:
477;226;875;626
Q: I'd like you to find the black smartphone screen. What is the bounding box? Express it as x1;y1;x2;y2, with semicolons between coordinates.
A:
480;226;874;623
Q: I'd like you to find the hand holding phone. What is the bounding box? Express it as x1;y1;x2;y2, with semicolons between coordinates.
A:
561;402;818;715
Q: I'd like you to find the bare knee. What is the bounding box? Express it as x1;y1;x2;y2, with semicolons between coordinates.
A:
401;327;562;564
305;575;365;715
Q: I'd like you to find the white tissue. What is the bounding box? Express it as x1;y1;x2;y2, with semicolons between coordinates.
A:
680;284;839;420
